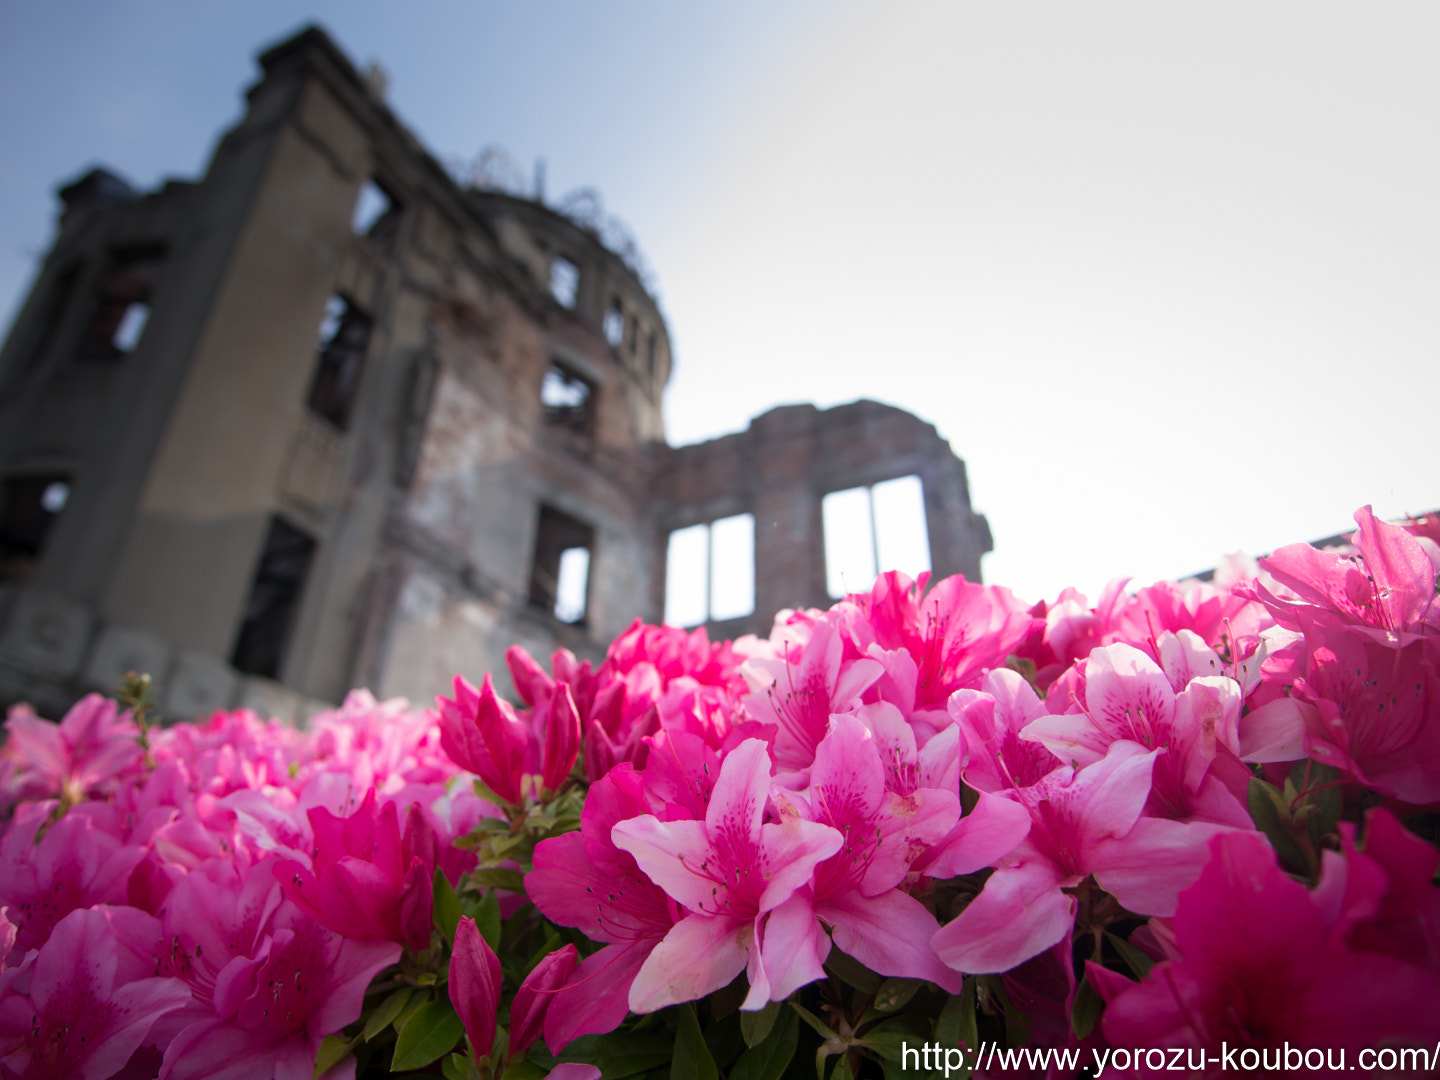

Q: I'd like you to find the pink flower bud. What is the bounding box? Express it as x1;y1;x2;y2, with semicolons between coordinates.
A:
449;916;502;1059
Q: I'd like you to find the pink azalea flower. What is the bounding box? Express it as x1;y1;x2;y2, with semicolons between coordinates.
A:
153;854;283;1036
435;674;530;806
846;572;1038;709
611;739;842;1011
740;617;884;773
525;767;678;1050
274;788;436;951
538;684;581;795
0;806;147;957
948;669;1062;794
159;901;398;1080
1252;504;1440;643
1090;827;1440;1056
0;906;190;1080
450;916;502;1060
2;694;142;810
767;712;964;995
1021;643;1252;826
932;743;1227;974
508;944;579;1058
1283;622;1440;805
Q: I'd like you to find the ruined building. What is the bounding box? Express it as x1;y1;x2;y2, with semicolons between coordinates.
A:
0;26;993;721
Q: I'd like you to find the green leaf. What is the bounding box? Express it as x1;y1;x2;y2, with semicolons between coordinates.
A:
475;889;502;953
1290;760;1342;849
434;869;462;944
731;1006;798;1080
790;1002;838;1041
831;1054;856;1080
558;1031;675;1078
313;1033;355;1077
1248;777;1308;875
673;1002;719;1080
469;867;527;893
363;987;414;1042
394;989;429;1032
473;777;514;809
442;1052;483;1080
1070;975;1103;1039
499;1059;546;1080
1104;931;1153;980
872;978;924;1013
824;948;882;994
740;999;782;1048
391;1000;465;1072
857;1028;912;1063
935;980;977;1063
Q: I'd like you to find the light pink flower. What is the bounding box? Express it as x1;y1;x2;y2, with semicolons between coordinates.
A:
611;739;842;1011
2;694;141;810
932;743;1227;974
767;712;965;996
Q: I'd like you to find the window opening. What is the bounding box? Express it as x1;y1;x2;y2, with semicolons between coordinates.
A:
231;517;317;680
540;362;595;435
663;513;755;627
823;475;931;598
602;301;624;347
306;296;372;431
664;524;708;628
0;475;72;581
530;506;595;625
74;247;163;362
628;314;639;356
352;178;399;238
549;257;579;308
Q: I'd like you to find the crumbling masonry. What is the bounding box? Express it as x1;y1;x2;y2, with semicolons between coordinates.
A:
0;26;992;721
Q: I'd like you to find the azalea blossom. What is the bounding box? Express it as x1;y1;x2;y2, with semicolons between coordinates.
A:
610;739;842;1011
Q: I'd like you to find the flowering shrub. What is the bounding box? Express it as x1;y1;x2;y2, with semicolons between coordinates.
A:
0;504;1436;1079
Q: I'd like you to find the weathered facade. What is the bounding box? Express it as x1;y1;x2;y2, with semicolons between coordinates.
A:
0;26;992;721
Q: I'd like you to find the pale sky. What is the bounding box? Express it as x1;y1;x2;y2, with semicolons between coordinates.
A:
3;2;1437;606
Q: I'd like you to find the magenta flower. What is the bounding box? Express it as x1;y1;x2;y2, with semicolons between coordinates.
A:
526;767;678;1050
0;906;190;1080
274;788;436;950
450;916;502;1059
1089;826;1440;1054
847;571;1037;709
1287;623;1440;804
436;674;530;806
611;739;842;1011
509;944;579;1058
160;901;399;1080
539;684;581;795
741;618;884;773
0;806;147;956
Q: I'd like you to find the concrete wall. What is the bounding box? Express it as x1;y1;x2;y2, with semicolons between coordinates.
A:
651;400;993;638
0;25;992;723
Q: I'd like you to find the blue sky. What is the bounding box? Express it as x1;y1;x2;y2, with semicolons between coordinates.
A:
3;2;1438;605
